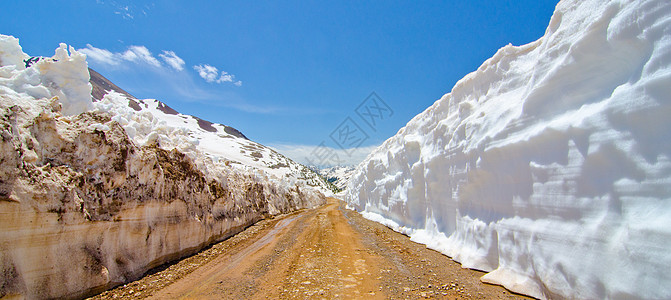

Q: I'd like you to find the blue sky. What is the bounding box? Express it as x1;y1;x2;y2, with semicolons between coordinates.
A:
1;0;557;166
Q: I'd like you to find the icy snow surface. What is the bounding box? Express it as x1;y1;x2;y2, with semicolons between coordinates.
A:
346;0;671;299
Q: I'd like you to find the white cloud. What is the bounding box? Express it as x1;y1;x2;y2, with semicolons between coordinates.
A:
80;44;162;68
217;72;233;83
193;64;219;82
79;44;119;65
269;143;380;167
124;46;161;67
194;64;242;86
80;45;243;87
159;50;185;71
97;1;145;20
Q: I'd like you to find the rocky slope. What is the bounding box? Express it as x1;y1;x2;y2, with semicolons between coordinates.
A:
0;34;325;299
89;68;134;101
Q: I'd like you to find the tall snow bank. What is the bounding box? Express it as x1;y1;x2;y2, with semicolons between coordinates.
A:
346;0;671;299
0;35;325;298
0;94;322;298
0;34;92;115
0;35;28;68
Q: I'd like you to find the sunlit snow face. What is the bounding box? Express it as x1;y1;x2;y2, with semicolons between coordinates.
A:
344;0;671;299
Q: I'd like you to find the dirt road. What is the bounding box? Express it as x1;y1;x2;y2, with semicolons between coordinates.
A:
91;198;529;299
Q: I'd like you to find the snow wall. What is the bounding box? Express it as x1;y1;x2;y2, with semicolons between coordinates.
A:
346;0;671;299
0;35;324;299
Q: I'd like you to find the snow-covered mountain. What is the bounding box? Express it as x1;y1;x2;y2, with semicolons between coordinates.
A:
87;69;332;194
317;166;356;192
346;0;671;299
0;34;326;299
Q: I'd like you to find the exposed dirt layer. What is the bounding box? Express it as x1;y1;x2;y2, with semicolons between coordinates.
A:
89;198;532;299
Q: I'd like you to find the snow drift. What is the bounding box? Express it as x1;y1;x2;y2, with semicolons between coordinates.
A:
346;0;671;299
0;35;325;299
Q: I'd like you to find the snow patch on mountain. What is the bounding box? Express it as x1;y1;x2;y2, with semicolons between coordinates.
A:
317;166;356;191
93;92;332;194
346;0;671;299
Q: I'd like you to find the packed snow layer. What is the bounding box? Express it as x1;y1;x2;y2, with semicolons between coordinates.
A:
346;0;671;299
0;35;92;116
0;35;325;298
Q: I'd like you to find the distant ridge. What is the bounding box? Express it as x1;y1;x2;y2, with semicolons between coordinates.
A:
89;67;134;101
87;68;248;140
85;68;329;192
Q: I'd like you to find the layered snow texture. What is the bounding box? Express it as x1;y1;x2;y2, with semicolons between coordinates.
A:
0;35;92;116
0;35;325;298
346;0;671;299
